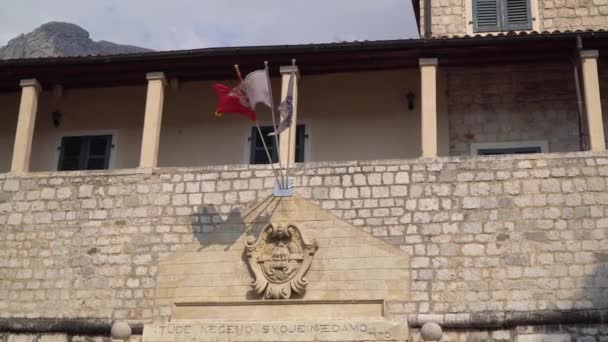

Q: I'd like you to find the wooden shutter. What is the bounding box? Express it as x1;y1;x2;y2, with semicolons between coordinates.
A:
474;0;500;32
503;0;532;30
295;125;306;163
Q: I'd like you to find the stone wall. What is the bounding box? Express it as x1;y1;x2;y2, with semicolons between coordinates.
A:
539;0;608;32
448;63;581;156
421;0;608;37
1;152;608;339
419;0;467;38
410;324;608;341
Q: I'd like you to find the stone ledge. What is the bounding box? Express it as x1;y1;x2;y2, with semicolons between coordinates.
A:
408;309;608;329
3;310;607;335
0;318;145;336
2;150;608;180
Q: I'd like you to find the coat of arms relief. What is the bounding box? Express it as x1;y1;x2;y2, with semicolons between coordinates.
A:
245;223;318;299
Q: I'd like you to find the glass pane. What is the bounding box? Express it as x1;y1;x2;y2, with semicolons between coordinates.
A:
478;146;541;155
295;125;305;163
252;126;278;164
62;137;82;157
87;158;106;170
89;136;110;156
60;158;80;171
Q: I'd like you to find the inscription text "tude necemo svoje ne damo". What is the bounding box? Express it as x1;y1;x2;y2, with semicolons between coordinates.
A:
156;322;393;338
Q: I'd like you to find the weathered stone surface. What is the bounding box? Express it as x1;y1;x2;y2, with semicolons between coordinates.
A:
449;63;580;156
156;196;410;306
420;322;443;341
419;0;608;38
245;223;318;300
172;301;385;321
516;334;571;342
111;322;132;340
0;151;607;335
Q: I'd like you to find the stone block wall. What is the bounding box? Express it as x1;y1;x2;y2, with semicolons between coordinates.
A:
418;0;467;38
410;324;608;341
448;63;581;156
1;152;608;339
539;0;608;32
420;0;608;37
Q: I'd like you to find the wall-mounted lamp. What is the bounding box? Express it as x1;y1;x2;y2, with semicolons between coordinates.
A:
52;84;64;99
406;92;416;111
170;77;180;91
52;110;62;128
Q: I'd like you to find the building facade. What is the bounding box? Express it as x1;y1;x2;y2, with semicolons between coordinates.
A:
0;4;608;342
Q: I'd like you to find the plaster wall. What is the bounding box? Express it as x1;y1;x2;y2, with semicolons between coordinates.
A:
0;70;448;172
0;92;20;173
29;86;147;172
0;64;602;171
600;59;608;147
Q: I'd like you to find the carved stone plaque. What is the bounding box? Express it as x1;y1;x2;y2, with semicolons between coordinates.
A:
245;223;318;299
143;320;409;342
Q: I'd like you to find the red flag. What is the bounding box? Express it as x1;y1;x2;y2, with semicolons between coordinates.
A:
213;83;257;121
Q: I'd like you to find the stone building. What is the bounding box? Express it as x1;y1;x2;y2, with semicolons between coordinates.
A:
0;1;607;342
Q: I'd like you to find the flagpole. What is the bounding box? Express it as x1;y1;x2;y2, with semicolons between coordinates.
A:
283;59;296;190
255;121;284;186
264;61;284;189
233;64;283;189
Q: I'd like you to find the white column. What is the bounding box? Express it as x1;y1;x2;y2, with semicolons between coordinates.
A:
11;79;41;173
580;50;605;151
279;65;300;167
139;72;167;168
420;58;439;157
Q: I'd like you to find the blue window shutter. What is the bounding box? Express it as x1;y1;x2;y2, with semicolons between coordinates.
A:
503;0;532;30
474;0;501;32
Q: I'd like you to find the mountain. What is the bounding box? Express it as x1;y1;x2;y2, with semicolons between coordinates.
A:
0;22;153;60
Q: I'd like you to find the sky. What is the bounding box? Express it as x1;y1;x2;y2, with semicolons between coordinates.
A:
0;0;419;51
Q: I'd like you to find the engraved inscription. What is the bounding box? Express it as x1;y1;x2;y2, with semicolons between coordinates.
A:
143;321;408;342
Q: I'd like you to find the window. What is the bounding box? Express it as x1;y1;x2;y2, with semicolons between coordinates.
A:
58;135;112;171
474;0;532;32
477;146;541;155
470;141;548;156
250;125;306;164
250;126;279;164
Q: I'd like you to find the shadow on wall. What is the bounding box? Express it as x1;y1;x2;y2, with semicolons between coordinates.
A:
585;253;608;309
189;195;278;252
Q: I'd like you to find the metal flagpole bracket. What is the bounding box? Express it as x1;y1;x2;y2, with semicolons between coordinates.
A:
273;177;294;197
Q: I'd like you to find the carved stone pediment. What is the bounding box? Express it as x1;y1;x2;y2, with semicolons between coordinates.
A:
245;223;318;299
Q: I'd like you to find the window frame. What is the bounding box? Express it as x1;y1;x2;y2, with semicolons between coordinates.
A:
249;126;280;165
470;140;548;156
468;0;538;34
55;130;118;171
246;123;310;165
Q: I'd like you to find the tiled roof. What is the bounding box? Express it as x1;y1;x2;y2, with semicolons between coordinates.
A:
432;28;608;40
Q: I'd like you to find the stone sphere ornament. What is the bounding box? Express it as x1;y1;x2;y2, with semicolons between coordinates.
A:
420;322;443;341
111;321;132;340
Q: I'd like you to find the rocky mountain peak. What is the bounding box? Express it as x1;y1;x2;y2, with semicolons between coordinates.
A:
35;21;91;39
0;21;153;60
